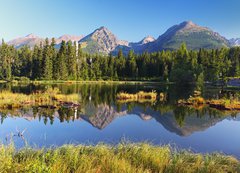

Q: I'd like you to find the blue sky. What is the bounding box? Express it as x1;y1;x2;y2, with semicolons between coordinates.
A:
0;0;240;41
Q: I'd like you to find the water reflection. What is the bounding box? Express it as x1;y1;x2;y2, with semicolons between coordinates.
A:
0;98;238;136
0;83;240;157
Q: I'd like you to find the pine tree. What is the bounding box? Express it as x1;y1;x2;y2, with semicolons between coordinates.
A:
0;40;14;80
66;41;77;80
108;54;115;80
32;45;43;79
126;50;137;78
56;41;68;80
116;49;126;78
43;38;53;80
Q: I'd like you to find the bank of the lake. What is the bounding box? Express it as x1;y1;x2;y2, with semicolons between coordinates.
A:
1;143;239;173
8;79;174;86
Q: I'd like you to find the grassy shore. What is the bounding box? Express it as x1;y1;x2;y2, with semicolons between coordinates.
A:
0;143;239;173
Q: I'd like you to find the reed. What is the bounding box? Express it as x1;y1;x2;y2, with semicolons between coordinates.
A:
178;96;240;111
207;99;240;111
0;88;80;108
117;91;157;103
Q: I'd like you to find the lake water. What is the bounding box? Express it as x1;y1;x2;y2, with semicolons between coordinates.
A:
0;83;240;158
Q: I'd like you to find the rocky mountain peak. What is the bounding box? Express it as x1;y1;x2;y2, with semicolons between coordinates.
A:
55;34;84;44
79;26;120;54
181;21;196;27
151;20;229;51
139;36;155;44
5;21;233;53
177;21;208;32
91;26;114;38
97;26;108;31
25;33;39;39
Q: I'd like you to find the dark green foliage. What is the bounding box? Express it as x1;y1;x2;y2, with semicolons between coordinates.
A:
42;38;54;80
56;41;68;80
1;41;240;84
0;40;15;80
66;41;77;80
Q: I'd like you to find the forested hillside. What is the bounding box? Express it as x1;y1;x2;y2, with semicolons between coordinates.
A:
0;38;240;84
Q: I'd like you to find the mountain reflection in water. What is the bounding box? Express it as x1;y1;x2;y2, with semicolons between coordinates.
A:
0;102;238;136
1;83;240;157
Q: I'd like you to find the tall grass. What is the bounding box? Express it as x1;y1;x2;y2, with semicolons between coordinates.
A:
0;88;80;108
117;91;157;103
0;143;239;173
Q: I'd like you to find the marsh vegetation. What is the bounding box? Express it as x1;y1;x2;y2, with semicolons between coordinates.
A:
0;87;79;109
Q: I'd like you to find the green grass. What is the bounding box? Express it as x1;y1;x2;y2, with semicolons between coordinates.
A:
0;143;239;173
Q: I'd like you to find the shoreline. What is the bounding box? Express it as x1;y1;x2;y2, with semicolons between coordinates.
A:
5;80;175;85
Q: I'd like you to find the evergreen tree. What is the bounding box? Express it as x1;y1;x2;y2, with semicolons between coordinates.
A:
42;38;53;80
0;41;14;80
66;41;77;80
170;43;194;84
18;46;32;78
56;41;68;80
116;49;126;78
126;50;137;78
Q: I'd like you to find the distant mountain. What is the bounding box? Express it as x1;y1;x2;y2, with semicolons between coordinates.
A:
8;34;84;49
129;36;155;53
7;34;44;49
78;26;128;54
229;38;240;47
143;21;229;52
55;34;84;44
112;36;155;55
5;21;235;53
134;36;155;45
54;34;84;49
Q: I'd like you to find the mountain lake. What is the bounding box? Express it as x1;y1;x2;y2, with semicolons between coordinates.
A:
0;83;240;158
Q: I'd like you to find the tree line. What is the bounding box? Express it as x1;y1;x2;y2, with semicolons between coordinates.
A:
0;38;240;84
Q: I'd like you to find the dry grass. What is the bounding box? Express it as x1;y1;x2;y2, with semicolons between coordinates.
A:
178;94;240;111
0;143;239;173
0;88;80;108
207;99;240;111
117;91;157;103
178;96;205;105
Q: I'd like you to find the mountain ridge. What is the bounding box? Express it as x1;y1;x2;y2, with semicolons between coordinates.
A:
145;21;230;52
4;21;238;54
229;38;240;47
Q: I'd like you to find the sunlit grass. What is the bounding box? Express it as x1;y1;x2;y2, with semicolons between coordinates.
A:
117;91;157;103
0;143;239;173
178;95;240;111
0;88;80;108
207;98;240;111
